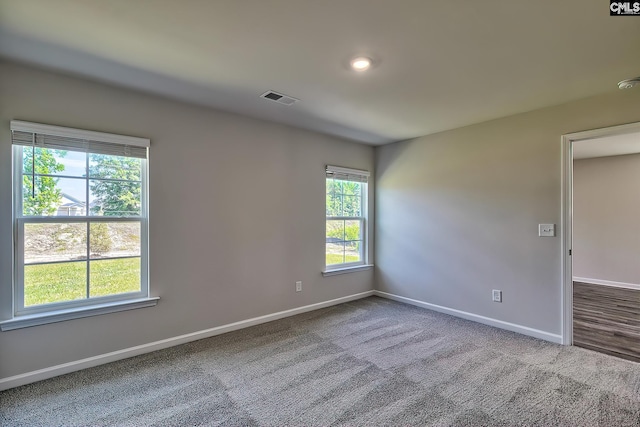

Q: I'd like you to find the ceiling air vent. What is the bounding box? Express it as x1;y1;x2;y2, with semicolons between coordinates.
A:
260;90;299;106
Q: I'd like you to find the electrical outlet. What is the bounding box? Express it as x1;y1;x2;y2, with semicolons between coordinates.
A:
295;281;302;292
492;290;502;303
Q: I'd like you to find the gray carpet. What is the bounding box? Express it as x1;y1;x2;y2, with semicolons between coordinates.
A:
2;296;640;426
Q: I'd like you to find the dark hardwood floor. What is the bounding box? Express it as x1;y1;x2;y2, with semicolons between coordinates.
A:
573;281;640;362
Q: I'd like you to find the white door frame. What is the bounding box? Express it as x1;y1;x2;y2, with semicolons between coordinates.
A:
561;121;640;345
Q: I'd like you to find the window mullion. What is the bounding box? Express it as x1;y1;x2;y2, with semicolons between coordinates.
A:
85;152;90;300
141;158;149;297
14;148;25;312
14;147;23;218
15;219;26;312
342;218;347;264
360;218;365;262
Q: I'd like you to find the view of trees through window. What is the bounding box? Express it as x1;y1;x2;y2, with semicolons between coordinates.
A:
19;147;143;308
326;178;365;266
22;147;65;216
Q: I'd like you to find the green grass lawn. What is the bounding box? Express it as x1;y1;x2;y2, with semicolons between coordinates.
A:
326;253;360;266
24;258;141;307
26;254;355;307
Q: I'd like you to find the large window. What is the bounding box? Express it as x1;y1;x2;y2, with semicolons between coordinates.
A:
325;165;369;269
10;121;150;316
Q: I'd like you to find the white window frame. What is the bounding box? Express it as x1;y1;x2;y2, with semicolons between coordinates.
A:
324;165;369;272
1;121;156;330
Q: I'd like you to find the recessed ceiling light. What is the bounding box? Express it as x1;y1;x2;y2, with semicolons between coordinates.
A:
618;77;640;89
350;56;372;72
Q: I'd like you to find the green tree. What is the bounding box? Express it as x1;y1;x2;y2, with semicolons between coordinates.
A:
89;223;112;255
89;154;141;216
326;179;361;217
23;148;66;215
326;179;342;216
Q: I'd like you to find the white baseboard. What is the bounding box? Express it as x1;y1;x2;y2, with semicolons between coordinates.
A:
572;277;640;291
373;290;563;344
0;290;374;391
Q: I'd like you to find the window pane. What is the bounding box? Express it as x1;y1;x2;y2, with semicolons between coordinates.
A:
89;180;141;216
89;154;141;181
342;195;361;217
23;148;86;177
327;178;342;195
342;181;362;196
345;241;362;263
22;176;87;217
326;178;343;216
326;193;343;216
326;242;345;266
24;223;87;264
24;261;86;307
344;220;362;242
326;219;345;242
90;258;141;297
90;222;141;259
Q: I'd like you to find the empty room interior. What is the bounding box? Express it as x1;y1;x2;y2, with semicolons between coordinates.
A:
1;1;640;425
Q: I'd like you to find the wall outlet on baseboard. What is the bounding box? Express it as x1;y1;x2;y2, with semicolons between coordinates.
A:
295;281;302;292
492;289;502;303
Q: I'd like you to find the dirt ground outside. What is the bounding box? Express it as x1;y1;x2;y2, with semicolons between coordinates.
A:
24;222;141;264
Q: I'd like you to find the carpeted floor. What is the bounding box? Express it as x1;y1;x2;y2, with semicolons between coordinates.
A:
2;296;640;426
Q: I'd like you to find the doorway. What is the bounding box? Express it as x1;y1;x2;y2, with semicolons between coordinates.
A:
562;122;640;359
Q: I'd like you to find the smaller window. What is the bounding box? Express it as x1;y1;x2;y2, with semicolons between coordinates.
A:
325;165;369;270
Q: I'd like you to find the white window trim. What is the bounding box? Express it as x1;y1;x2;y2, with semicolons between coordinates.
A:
0;297;159;331
324;165;370;273
7;121;154;326
322;264;374;277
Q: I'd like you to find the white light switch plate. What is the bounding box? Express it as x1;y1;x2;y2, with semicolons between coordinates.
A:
538;224;555;237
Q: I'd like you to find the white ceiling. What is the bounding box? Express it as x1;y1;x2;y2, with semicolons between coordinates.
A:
0;0;639;145
574;131;640;160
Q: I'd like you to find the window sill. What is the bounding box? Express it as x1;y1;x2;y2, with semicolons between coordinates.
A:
0;297;160;331
322;264;374;277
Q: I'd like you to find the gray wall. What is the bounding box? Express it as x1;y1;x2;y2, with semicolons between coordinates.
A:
375;91;640;335
573;154;640;284
0;61;375;379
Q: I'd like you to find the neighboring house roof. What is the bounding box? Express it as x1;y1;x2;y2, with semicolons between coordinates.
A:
59;193;86;208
